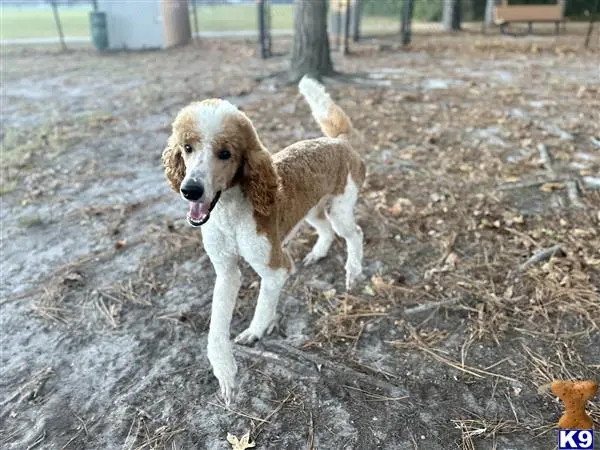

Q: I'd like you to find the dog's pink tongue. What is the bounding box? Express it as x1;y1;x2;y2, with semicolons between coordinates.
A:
188;202;210;221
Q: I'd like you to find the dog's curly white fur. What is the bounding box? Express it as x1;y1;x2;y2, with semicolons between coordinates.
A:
162;76;365;404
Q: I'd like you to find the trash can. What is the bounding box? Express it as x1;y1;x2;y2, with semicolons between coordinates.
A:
89;11;109;51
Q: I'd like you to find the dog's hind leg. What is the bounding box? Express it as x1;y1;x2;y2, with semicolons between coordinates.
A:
328;175;363;291
235;242;290;346
234;264;288;345
303;200;335;266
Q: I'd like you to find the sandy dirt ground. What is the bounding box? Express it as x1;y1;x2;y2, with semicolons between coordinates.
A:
1;30;599;450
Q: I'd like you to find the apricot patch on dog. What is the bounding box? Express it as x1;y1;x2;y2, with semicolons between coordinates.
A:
551;380;598;429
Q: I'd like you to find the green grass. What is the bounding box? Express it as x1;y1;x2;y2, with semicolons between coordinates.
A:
0;5;400;40
192;4;294;31
1;7;92;39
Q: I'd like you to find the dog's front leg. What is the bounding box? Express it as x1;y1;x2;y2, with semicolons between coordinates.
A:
206;257;241;405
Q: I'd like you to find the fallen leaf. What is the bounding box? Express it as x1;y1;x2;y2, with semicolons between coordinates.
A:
430;192;443;203
445;252;459;267
388;197;413;216
480;218;500;228
371;275;393;292
227;431;255;450
513;386;522;396
540;182;565;192
363;285;376;296
322;289;337;300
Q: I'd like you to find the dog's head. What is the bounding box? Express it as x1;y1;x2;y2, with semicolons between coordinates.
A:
162;99;278;227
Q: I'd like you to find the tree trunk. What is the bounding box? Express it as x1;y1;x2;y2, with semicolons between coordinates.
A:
343;0;351;55
442;0;461;31
161;0;192;48
400;0;414;45
290;0;334;82
258;0;272;58
584;17;596;48
463;0;475;21
351;0;362;42
191;0;199;38
484;0;495;26
330;0;343;51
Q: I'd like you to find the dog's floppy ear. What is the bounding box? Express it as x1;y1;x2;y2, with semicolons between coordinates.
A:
162;140;185;193
244;148;278;216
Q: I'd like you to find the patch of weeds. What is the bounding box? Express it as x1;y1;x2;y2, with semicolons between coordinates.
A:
33;269;86;324
18;213;43;228
72;110;117;129
0;127;39;168
122;410;184;450
0;180;18;196
451;416;523;450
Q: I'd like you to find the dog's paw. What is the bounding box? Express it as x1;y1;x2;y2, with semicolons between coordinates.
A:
212;360;237;405
234;321;278;346
234;329;261;346
207;338;238;405
217;372;237;406
303;250;326;266
345;266;363;291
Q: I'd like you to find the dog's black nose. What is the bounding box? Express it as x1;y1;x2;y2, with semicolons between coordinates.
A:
181;182;204;201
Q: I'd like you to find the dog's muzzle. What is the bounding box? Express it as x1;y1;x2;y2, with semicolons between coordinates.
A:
186;191;222;227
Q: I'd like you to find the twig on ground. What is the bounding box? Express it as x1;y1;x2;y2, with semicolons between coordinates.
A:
350;360;400;381
322;73;392;88
452;417;521;450
496;178;565;191
307;412;315;450
453;420;476;450
352;322;365;351
503;227;541;248
253;391;294;438
343;385;408;402
94;294;119;328
412;344;484;379
518;245;565;272
61;412;90;449
404;298;459;315
253;70;287;82
26;429;46;450
207;401;271;424
537;143;555;175
133;424;184;450
505;392;520;423
391;324;518;382
62;427;83;449
582;176;600;190
258;342;408;397
0;367;54;410
566;180;585;208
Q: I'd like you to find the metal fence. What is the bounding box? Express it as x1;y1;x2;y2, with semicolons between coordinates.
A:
0;1;454;45
0;0;597;50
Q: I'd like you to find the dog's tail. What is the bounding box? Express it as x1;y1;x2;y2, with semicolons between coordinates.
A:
298;76;362;148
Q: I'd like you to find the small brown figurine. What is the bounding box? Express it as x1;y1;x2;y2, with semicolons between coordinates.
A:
551;380;598;429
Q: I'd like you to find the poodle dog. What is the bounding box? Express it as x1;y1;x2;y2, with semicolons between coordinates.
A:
162;76;365;404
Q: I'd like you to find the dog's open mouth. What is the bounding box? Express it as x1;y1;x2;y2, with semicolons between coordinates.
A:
186;191;221;227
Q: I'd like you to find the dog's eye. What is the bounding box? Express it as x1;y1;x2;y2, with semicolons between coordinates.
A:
217;149;231;160
184;144;193;153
